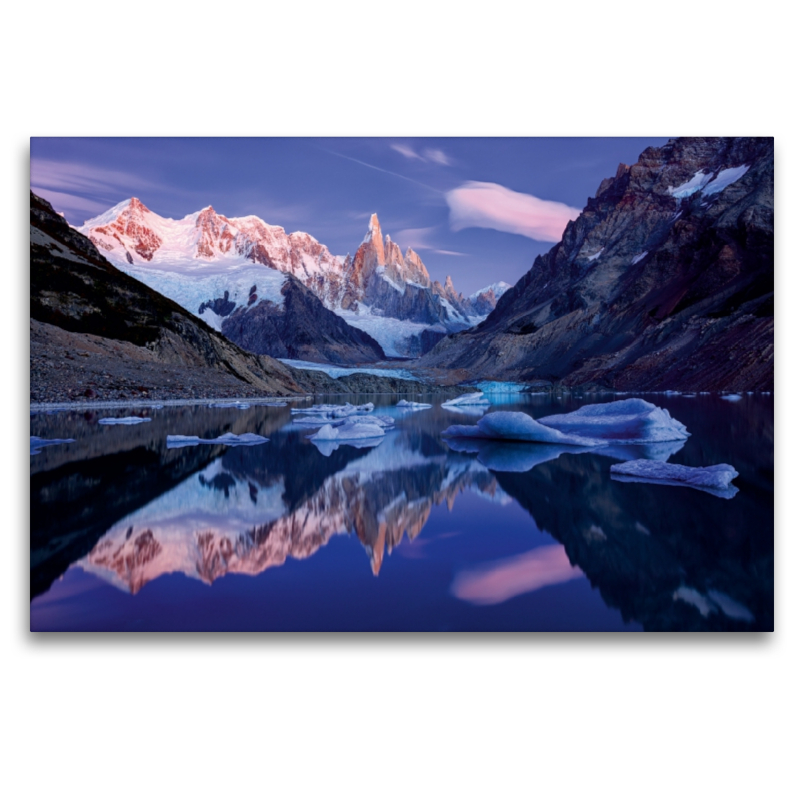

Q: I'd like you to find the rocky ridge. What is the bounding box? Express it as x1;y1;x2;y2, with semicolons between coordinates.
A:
420;137;773;391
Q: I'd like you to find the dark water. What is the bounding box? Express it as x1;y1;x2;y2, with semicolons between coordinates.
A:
30;393;773;631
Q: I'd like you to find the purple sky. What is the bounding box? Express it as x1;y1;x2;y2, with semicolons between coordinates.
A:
31;137;668;294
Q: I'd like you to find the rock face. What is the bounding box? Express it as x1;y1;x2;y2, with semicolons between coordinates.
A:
220;275;385;364
30;191;305;402
420;137;773;391
80;204;509;358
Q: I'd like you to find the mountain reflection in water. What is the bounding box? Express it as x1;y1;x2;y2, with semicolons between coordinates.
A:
30;394;773;631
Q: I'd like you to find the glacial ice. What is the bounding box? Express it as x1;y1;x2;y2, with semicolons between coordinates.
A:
442;392;491;407
442;411;599;446
667;171;713;198
396;400;433;409
701;165;750;195
474;381;529;395
538;399;690;443
166;433;270;449
30;436;75;455
610;460;738;498
98;417;152;425
310;418;389;442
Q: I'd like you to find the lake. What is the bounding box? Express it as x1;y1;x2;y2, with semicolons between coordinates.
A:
30;392;774;632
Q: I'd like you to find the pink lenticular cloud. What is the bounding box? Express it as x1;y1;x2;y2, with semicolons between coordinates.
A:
446;181;581;242
451;544;583;606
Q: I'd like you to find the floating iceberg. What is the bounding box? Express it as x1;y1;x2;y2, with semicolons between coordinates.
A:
310;418;388;442
291;402;374;417
538;399;690;443
443;411;599;446
209;402;250;409
721;394;742;402
166;433;270;449
442;392;491;407
30;436;75;455
396;400;432;409
610;460;738;498
98;416;152;425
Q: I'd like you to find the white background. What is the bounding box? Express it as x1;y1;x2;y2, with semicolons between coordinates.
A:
4;3;796;798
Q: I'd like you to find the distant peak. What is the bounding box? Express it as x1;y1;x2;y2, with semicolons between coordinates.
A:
369;212;380;230
128;197;149;213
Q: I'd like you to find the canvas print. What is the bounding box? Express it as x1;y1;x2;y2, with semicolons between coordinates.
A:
29;137;774;631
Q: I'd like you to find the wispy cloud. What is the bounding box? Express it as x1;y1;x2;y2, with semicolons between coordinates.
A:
451;544;583;605
395;226;467;256
445;181;581;242
31;158;161;199
30;186;109;220
391;143;453;167
390;143;425;162
321;148;442;193
423;148;452;166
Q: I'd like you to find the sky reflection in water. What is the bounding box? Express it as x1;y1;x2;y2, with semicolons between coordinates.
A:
30;393;773;631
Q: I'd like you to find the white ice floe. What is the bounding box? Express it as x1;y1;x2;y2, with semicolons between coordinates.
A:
98;417;152;425
538;399;690;443
295;414;394;431
292;402;374;417
442;392;491;407
30;436;75;455
442;411;599;446
721;394;742;402
166;433;270;449
209;402;250;409
310;418;390;442
610;460;738;498
396;400;432;409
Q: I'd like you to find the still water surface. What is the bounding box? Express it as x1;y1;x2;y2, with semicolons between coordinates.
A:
30;393;773;631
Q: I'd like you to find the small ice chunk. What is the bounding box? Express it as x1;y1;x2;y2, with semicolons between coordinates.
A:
98;417;151;425
442;392;490;407
610;460;738;498
310;418;388;442
443;411;599;446
30;436;75;455
209;402;250;409
538;399;689;443
721;394;742;402
397;400;432;409
166;433;269;448
292;402;374;416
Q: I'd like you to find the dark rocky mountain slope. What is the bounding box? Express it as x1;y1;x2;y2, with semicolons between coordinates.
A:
221;274;385;364
420;137;773;391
